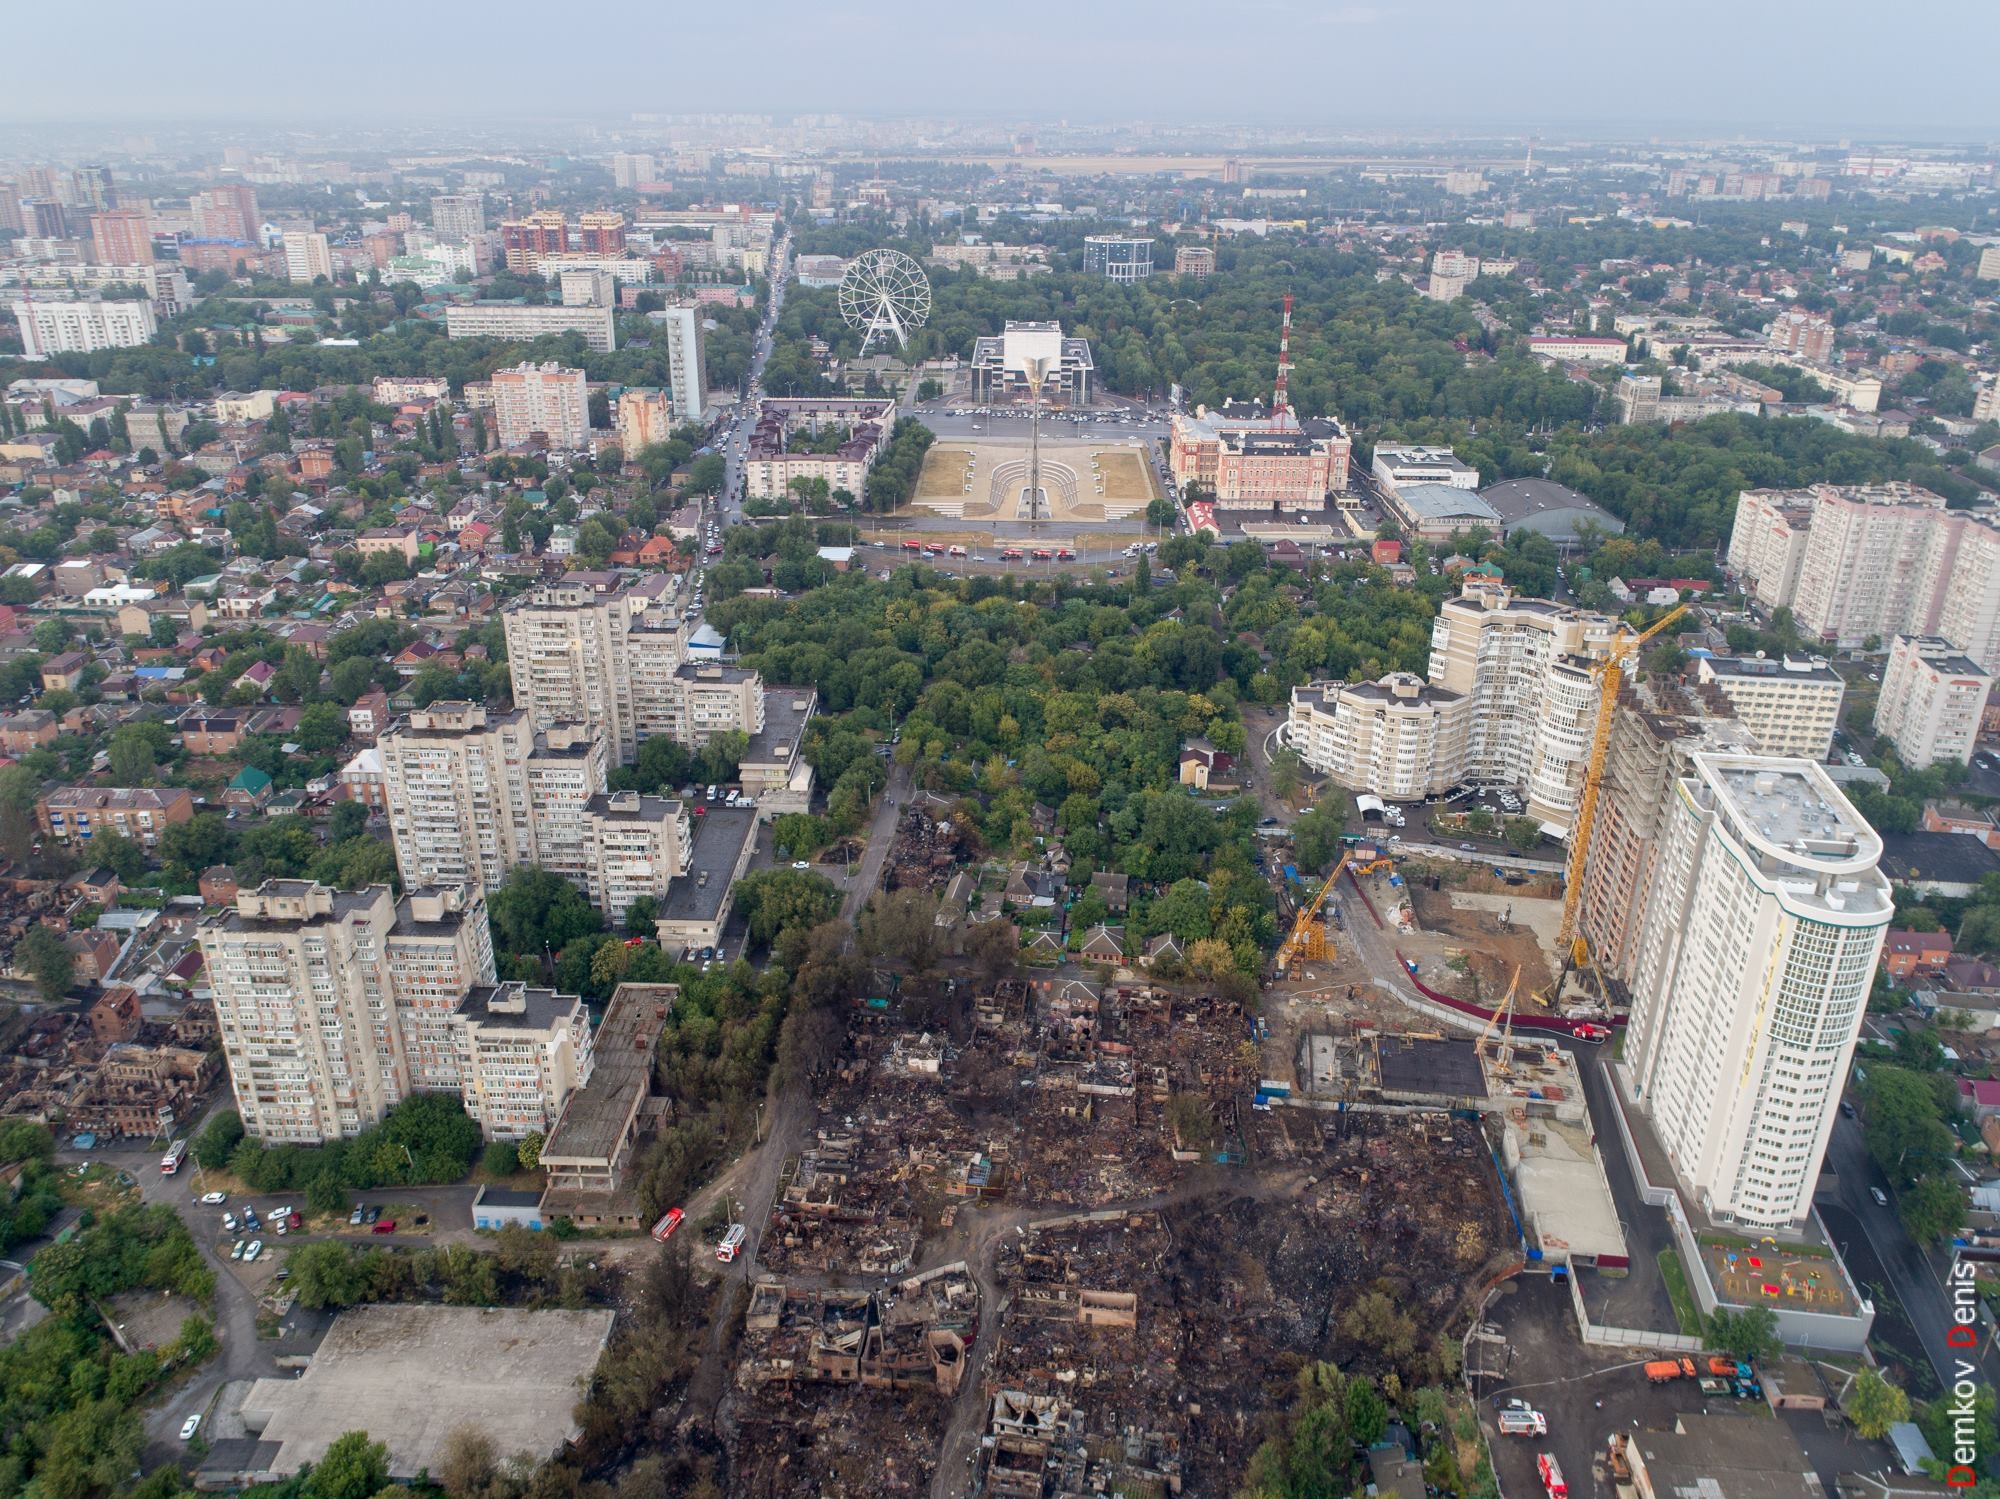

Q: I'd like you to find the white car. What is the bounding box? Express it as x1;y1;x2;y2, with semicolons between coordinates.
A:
199;1191;227;1206
243;1239;264;1262
180;1415;201;1442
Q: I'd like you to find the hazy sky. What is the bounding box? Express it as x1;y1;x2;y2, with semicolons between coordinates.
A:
8;0;1999;136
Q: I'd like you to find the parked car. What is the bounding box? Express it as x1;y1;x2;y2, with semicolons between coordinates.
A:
365;1206;382;1224
181;1415;202;1442
243;1239;263;1261
199;1192;227;1206
229;1240;246;1260
371;1220;397;1235
349;1205;366;1226
792;860;810;870
222;1213;238;1232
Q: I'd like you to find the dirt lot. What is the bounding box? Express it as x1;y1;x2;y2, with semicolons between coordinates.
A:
1409;883;1557;1001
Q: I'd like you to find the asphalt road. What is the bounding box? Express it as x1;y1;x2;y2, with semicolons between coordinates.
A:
1820;1107;1999;1392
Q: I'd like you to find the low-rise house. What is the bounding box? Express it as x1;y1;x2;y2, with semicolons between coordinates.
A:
1178;738;1236;792
1882;928;1954;980
0;708;58;753
1089;870;1130;914
1076;925;1126;963
222;766;274;811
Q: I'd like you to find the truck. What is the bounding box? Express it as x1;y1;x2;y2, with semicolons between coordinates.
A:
1538;1453;1567;1499
1707;1357;1753;1379
1498;1410;1548;1436
947;545;967;558
999;548;1024;561
1644;1357;1698;1383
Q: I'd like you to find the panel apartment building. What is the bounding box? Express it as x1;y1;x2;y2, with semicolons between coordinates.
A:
1619;755;1890;1230
377;702;606;893
503;576;766;765
200;881;589;1143
1691;654;1844;759
1874;634;1993;768
1726;483;2000;672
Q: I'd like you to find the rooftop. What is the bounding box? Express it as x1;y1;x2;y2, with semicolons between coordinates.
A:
658;805;757;924
1629;1413;1822;1499
458;981;580;1035
1393;482;1503;524
540;983;673;1169
1699;653;1842;684
1705;758;1877;868
238;1304;614;1481
743;686;816;769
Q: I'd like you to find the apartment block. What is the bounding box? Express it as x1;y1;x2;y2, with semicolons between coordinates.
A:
1725;490;1816;611
1728;482;2000;673
456;982;594;1138
430;193;485;243
504;578;772;777
558;267;616;309
500;210;570;273
1286;675;1470;800
201;882;409;1143
1767;309;1834;364
488;361;591;448
445;303;616;354
38;785;194;846
1622;756;1890;1229
584;791;692;923
503;580;641;762
89;208;152;266
12;295;157;357
281;230;333;284
189;184;259;243
616;387;673;454
655;303;707;422
1692;654;1844;758
386;885;498;1096
202;881;588;1144
378;702;606;894
1875;635;1993;768
1578;686;1757;992
1427;581;1618;829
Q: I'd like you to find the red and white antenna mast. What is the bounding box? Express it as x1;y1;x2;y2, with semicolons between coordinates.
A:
1272;292;1294;428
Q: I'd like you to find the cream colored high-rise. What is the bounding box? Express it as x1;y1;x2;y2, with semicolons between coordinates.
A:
1287;675;1470;801
201;882;408;1143
1427;581;1617;830
202;881;590;1143
1874;635;1993;769
504;583;640;762
1623;755;1890;1230
378;702;606;894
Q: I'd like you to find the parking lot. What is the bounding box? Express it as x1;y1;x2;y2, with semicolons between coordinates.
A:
1479;1276;1716;1499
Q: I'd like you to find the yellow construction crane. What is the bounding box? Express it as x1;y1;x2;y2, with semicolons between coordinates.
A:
1279;848;1352;977
1555;602;1691;981
1475;967;1523;1078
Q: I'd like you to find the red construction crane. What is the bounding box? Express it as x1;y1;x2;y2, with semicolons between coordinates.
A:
1272;292;1294;427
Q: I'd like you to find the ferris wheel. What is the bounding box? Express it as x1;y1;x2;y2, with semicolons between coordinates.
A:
838;249;931;355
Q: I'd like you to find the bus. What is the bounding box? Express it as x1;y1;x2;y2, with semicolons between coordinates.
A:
160;1139;189;1175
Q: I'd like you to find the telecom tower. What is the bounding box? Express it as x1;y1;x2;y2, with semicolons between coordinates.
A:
1271;292;1295;428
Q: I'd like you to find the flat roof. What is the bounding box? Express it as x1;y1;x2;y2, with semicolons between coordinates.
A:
458;982;578;1035
1630;1413;1821;1499
658;806;756;924
1700;654;1842;685
1478;476;1624;532
743;685;815;768
540;983;673;1168
1376;1037;1486;1098
1701;758;1877;869
1394;483;1502;523
240;1305;614;1480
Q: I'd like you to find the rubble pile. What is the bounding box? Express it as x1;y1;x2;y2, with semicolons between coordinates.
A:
976;1114;1509;1496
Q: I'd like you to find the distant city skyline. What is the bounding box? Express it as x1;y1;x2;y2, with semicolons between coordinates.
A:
4;0;1998;135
